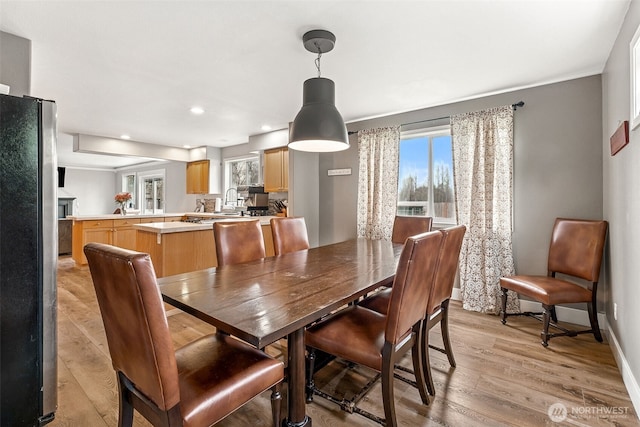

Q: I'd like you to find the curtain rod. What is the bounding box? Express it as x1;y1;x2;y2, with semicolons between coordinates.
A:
348;101;525;135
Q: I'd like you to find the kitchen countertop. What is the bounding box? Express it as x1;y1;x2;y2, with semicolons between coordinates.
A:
133;216;277;234
68;213;184;221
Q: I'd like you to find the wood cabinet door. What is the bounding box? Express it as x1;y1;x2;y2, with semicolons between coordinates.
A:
83;228;112;244
186;160;209;194
112;218;141;250
112;227;137;250
264;148;288;192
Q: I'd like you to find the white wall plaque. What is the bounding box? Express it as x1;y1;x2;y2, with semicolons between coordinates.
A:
327;168;352;176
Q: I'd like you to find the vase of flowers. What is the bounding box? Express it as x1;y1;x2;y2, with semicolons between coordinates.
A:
114;192;132;215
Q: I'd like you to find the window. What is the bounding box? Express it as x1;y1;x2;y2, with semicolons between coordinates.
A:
397;126;455;224
223;156;259;205
138;169;165;214
121;173;136;209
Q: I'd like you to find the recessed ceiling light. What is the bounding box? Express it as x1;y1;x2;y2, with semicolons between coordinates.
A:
261;125;272;131
190;106;204;115
120;134;131;140
183;145;191;149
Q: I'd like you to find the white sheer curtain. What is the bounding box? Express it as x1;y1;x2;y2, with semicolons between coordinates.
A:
357;126;400;240
451;106;519;314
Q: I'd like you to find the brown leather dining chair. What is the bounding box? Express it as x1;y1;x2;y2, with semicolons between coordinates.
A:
500;218;608;347
213;219;265;266
270;216;310;255
371;215;433;290
305;230;444;427
391;215;433;243
84;243;285;427
360;225;466;396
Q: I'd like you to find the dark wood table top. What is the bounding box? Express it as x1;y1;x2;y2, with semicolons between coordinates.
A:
158;238;402;348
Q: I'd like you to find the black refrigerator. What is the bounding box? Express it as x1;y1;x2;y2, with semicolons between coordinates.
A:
0;94;57;426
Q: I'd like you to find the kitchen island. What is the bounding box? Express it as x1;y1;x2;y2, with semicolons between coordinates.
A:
70;213;185;265
133;216;277;278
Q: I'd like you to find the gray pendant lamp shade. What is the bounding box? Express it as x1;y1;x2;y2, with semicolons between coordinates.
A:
289;77;349;152
288;30;349;152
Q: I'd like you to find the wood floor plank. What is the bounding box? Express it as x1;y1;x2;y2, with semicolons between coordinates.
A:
50;257;639;427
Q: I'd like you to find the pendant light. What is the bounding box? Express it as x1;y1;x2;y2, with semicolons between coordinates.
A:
289;30;349;152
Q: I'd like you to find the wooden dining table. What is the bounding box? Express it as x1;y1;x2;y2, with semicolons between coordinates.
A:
158;238;403;427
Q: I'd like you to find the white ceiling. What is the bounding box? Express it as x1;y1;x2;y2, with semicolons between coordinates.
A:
0;0;631;169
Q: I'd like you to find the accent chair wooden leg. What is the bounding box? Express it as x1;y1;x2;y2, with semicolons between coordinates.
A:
270;383;282;427
588;299;603;342
541;304;552;347
440;300;456;368
500;288;509;324
117;372;134;427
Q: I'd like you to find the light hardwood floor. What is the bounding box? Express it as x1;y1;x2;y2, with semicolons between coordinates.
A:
52;256;638;427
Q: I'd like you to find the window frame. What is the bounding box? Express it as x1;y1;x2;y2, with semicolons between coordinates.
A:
223;155;260;205
138;169;165;215
397;125;456;226
121;173;137;209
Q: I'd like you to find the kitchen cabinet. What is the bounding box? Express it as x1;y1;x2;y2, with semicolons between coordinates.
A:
186;160;209;194
112;218;141;251
186;149;222;194
264;147;288;192
72;217;143;264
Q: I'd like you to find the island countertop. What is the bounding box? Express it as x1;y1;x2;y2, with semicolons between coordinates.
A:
133;216;277;234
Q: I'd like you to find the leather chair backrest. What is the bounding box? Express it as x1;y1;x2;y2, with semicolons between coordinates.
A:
426;225;466;316
391;216;433;244
214;220;266;266
547;218;608;281
270;217;310;255
83;243;180;411
385;230;443;344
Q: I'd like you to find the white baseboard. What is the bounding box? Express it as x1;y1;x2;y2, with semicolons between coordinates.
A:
606;326;640;419
450;289;639;419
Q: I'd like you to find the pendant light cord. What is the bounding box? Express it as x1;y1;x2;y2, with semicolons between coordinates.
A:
314;42;323;78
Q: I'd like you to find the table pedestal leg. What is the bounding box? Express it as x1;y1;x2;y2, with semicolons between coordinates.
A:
283;328;311;427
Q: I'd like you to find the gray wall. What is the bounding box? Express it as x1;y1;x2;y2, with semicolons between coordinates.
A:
0;31;31;95
318;133;359;246
290;151;320;247
62;168;116;216
320;76;604;282
602;0;640;410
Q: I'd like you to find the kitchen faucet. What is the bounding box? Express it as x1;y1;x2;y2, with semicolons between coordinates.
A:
224;187;237;206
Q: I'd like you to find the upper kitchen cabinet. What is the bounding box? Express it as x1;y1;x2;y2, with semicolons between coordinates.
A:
186;160;209;194
264;147;288;192
186;147;222;194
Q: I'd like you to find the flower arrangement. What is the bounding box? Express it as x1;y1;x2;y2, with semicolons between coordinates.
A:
114;192;132;214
